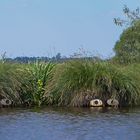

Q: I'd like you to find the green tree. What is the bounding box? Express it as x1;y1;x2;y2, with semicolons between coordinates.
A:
114;6;140;64
114;21;140;64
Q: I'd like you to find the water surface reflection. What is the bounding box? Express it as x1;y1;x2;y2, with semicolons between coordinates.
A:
0;107;140;140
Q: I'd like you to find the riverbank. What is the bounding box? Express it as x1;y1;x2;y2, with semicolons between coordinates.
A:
0;59;140;107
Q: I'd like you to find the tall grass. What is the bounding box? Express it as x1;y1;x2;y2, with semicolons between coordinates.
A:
0;62;23;105
0;60;139;107
0;61;55;106
21;61;55;106
49;60;139;106
119;63;140;105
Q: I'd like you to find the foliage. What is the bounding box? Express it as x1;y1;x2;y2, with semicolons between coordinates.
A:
0;61;56;107
5;53;62;63
49;60;139;106
22;61;56;106
0;59;139;107
114;20;140;64
113;6;140;64
114;5;140;27
0;62;23;104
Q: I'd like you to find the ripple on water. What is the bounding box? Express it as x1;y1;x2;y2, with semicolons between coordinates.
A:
0;107;140;140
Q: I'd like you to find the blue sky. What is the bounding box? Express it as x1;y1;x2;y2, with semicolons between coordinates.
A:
0;0;140;58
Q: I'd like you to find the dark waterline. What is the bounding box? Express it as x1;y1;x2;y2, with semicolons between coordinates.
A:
0;107;140;140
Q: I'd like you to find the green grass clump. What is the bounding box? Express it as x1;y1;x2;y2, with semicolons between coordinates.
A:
49;60;139;106
0;61;56;107
20;61;56;106
0;62;23;105
119;63;140;105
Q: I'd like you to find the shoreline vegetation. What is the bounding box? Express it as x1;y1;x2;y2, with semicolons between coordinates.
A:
0;59;140;108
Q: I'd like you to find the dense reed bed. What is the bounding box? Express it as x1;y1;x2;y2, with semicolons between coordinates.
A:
0;60;140;107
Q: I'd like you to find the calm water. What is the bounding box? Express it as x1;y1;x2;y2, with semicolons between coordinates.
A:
0;107;140;140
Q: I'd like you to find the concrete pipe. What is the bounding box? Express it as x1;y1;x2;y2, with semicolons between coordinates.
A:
0;99;12;106
107;99;119;107
90;99;103;107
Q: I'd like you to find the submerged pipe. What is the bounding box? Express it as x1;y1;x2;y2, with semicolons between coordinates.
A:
90;99;103;107
0;99;12;106
107;99;119;107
